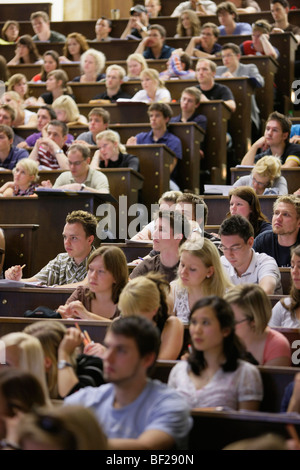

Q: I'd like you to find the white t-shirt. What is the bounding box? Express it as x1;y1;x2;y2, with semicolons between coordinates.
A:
221;249;282;295
131;87;171;103
168;359;263;410
269;297;300;328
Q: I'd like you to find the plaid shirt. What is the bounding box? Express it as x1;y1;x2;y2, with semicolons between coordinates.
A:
35;247;94;286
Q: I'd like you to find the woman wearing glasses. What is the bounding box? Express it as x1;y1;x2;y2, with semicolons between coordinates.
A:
169;238;232;323
233;155;288;195
225;284;291;366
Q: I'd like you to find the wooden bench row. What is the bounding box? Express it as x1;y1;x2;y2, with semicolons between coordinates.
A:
2;10;300;40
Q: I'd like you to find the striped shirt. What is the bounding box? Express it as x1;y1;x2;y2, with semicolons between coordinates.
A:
37;144;69;169
35;248;94;286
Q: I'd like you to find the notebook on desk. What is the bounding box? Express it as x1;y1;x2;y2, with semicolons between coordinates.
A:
204;185;234;196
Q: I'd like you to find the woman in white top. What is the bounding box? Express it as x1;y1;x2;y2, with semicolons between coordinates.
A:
131;68;171;103
233;155;288;195
170;238;232;323
168;295;263;410
270;245;300;328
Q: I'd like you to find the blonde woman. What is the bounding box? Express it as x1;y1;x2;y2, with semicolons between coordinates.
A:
131;68;171;103
0;91;37;127
170;238;232;323
7;73;38;107
0;332;51;404
52;95;88;126
91;129;139;171
0;159;39;196
175;9;201;37
118;272;184;360
18;406;108;450
233;155;288;195
225;284;291;366
72;48;106;83
126;53;148;80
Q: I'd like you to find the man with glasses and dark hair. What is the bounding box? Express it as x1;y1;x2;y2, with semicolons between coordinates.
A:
41;143;109;193
219;214;282;294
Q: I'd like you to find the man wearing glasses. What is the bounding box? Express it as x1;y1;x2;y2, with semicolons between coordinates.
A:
219;214;282;294
42;143;110;193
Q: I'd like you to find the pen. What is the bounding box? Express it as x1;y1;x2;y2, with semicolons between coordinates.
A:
138;257;144;260
21;264;26;270
83;330;92;344
75;322;89;346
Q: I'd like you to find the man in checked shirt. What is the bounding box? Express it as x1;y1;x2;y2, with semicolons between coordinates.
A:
5;210;97;287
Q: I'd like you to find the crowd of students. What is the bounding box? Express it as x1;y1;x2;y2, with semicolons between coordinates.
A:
0;0;300;451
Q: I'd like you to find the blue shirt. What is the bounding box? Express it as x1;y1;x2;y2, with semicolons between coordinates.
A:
143;44;175;60
136;129;182;185
171;112;207;131
218;22;252;36
64;379;192;449
0;146;28;170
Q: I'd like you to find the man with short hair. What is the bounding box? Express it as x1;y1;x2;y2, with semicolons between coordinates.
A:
49;143;109;193
185;22;222;59
0;124;28;169
195;58;236;113
135;24;175;59
91;65;132;102
241;111;300;167
0;104;24;146
240;19;279;59
130;210;190;282
219;214;282;294
253;195;300;267
65;315;192;450
145;0;161;18
30;11;66;42
126;102;183;189
92;17;113;42
76;108;110;146
28;119;70;170
121;4;149;40
270;0;300;43
17;105;58;149
170;87;207;131
215;42;264;139
5;210;97;287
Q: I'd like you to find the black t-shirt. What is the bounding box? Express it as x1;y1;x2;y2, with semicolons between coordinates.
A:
99;152;139;172
92;89;132;102
40;91;76;105
196;83;234;102
253;230;300;267
254;142;300;165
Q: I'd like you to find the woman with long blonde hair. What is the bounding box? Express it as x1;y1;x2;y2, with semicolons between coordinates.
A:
170;238;232;323
131;68;171;103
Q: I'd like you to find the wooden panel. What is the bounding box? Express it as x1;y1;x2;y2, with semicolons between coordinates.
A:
0;3;52;22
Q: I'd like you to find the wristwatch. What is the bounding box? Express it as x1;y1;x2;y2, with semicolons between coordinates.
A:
140;26;147;32
80;183;86;191
57;360;73;370
55;149;64;154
